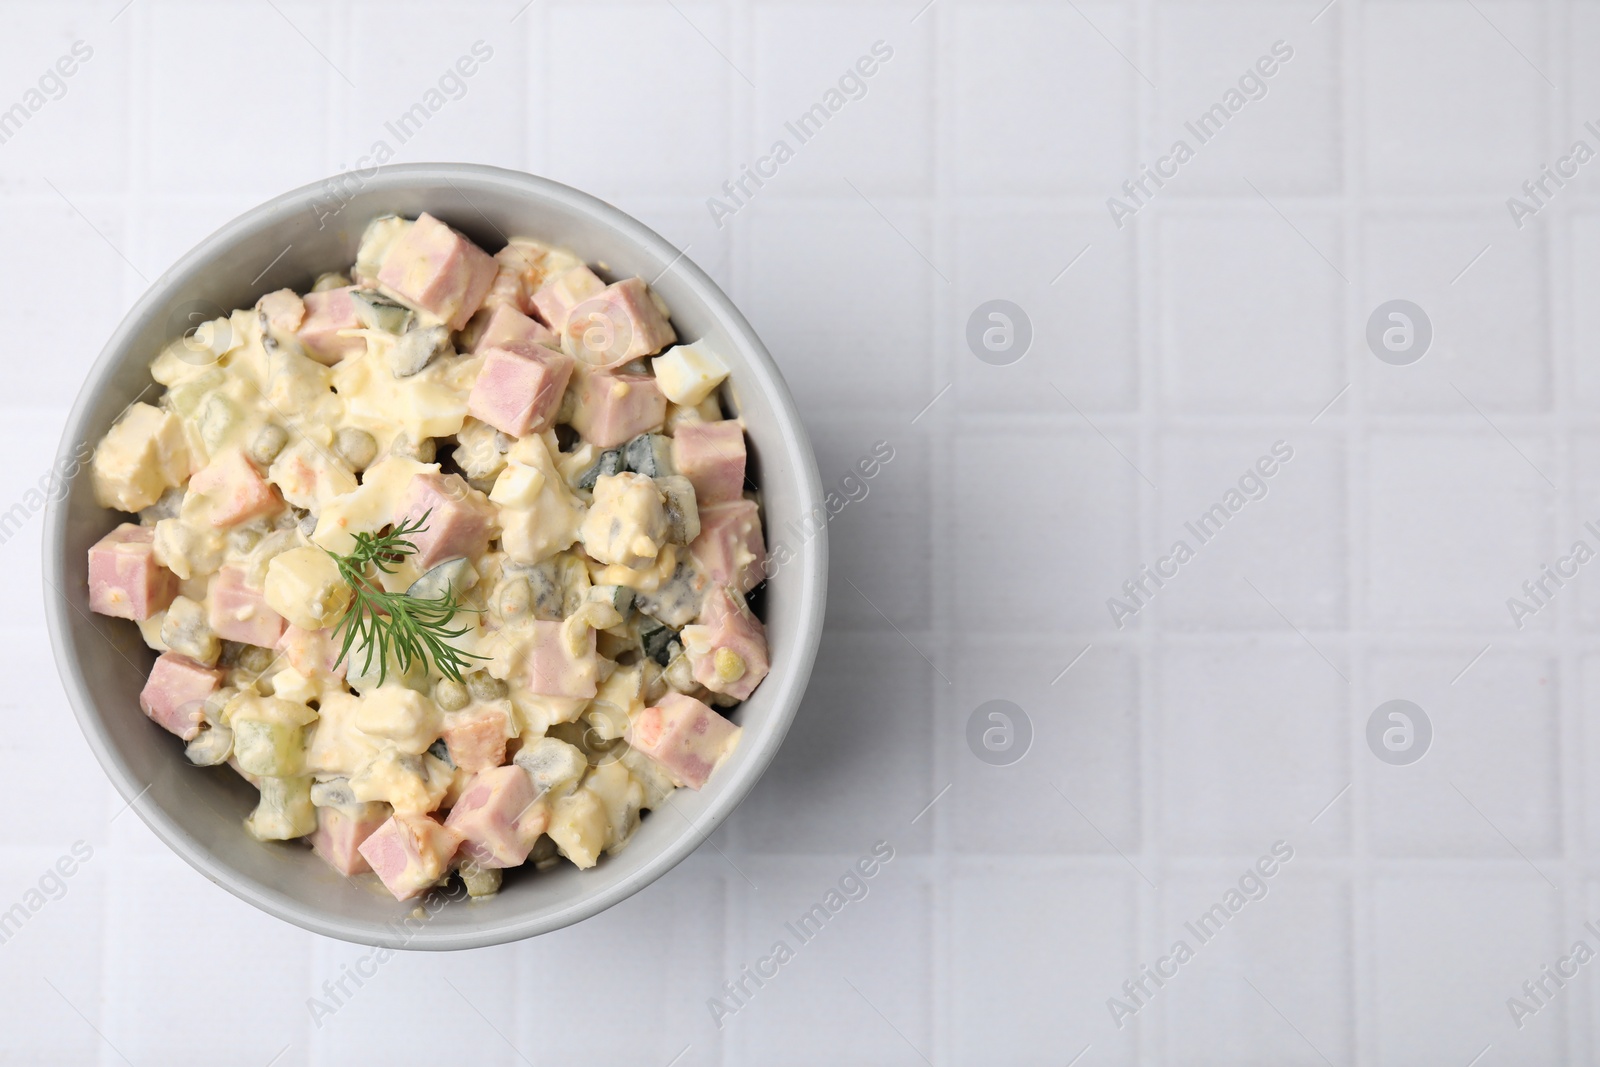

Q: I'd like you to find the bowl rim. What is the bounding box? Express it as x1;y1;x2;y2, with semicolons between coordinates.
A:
42;162;827;949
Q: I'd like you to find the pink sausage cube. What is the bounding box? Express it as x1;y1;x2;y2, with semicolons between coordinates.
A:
444;765;549;869
377;213;497;331
88;524;177;621
469;304;557;355
393;472;496;570
564;278;677;368
690;499;766;596
683;588;770;701
310;804;388;877
139;652;223;741
297;286;366;365
442;708;509;773
188;450;281;528
208;565;287;648
627;692;741;790
530;265;604;333
672;420;746;505
466;344;575;437
524;620;597;699
277;625;348;681
569;366;666;449
357;812;463;901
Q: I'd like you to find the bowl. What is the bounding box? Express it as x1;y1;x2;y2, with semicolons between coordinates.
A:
42;163;826;949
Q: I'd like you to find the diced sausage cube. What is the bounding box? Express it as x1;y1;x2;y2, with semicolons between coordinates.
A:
626;692;741;790
523;620;598;699
682;588;770;701
297;286;366;365
467;344;575;437
671;420;746;505
356;812;463;901
469;304;557;354
441;707;509;773
139;651;223;741
187;450;282;528
376;212;497;331
564;277;677;368
444;765;549;869
530;265;604;333
91;403;191;513
88;524;177;621
690;499;765;596
393;472;496;570
569;367;666;449
309;803;389;877
207;564;287;648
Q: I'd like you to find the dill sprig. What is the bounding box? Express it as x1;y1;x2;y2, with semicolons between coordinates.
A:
325;510;484;684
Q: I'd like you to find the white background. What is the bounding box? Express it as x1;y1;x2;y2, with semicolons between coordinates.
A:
0;0;1595;1063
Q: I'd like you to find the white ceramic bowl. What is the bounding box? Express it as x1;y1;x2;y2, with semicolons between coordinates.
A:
43;163;826;949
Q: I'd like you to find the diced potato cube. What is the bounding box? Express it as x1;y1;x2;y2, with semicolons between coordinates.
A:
245;776;317;841
264;546;351;631
546;787;607;869
91;403;191;513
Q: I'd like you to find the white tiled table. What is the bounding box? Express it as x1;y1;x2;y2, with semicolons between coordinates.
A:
1;0;1596;1063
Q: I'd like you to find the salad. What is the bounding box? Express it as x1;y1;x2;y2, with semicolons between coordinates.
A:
84;213;768;901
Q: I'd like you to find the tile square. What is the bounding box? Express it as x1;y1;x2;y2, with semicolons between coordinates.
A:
0;198;135;407
0;845;105;1065
948;864;1137;1066
1362;214;1550;413
345;8;527;171
1367;650;1561;858
952;2;1137;194
808;415;929;631
1157;211;1345;414
727;855;931;1066
1154;432;1346;630
546;1;731;197
1362;0;1548;193
1152;1;1341;195
738;631;934;853
750;4;933;194
103;851;314;1064
1365;431;1554;629
1157;642;1350;855
736;201;935;414
953;426;1143;633
945;642;1140;856
954;209;1139;413
0;3;129;194
1372;874;1565;1065
513;856;727;1062
1158;873;1352;1066
1570;214;1600;410
309;939;521;1065
146;1;331;194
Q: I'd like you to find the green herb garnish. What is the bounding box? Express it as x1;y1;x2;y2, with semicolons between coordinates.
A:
326;511;484;685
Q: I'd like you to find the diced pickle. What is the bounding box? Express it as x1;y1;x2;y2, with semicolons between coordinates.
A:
350;290;413;334
199;393;239;452
657;475;700;544
407;557;478;601
622;433;674;477
639;618;679;666
232;719;305;778
575;449;623;490
466;671;508;702
388;324;451;378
